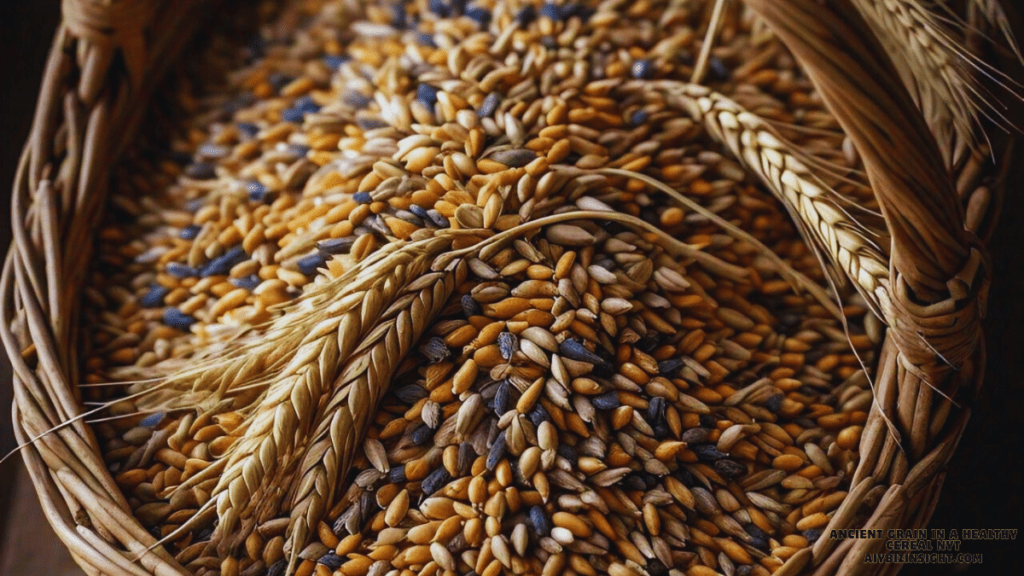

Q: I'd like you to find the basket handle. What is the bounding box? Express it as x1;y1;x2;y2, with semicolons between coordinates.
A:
745;0;988;380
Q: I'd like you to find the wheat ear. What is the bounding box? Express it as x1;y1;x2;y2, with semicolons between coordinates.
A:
643;81;893;321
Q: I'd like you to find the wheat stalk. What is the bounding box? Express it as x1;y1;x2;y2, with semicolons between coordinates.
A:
848;0;988;165
640;81;893;322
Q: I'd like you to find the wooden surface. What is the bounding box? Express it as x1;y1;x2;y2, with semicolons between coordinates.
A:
0;3;1019;576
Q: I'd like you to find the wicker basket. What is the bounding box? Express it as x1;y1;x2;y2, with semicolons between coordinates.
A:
2;1;1010;575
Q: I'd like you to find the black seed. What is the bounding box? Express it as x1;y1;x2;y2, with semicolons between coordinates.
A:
395;384;428;404
692;444;727;462
530;506;551;535
623;473;647;490
179;225;202;240
498;332;517;360
427;209;450;228
461;294;482;317
246;181;267;201
411;423;434;446
528;403;550;426
391;2;407;27
648;559;669;576
140;284;169;308
803;528;824;544
324;55;348;70
164;309;197;331
714;459;747;478
199;246;248;277
466;7;491;27
558;339;604;364
556;444;576;462
297;253;327;276
282;107;304;123
744;524;771;552
515;6;535;27
698;414;718;428
421;467;451;495
592;390;620;410
418;33;437;48
267;560;288;576
765;394;784;413
647;397;666;426
237;122;260;139
657;358;684;375
477;92;500;117
486;431;507;470
409;204;429;219
353;191;373;204
420;337;450;363
709;57;730;81
540;2;560;20
318;552;344;570
387;465;406;483
494;380;511;415
736;566;753;576
430;0;451;17
629;110;648;127
778;313;801;333
676;467;697;486
185;162;217;180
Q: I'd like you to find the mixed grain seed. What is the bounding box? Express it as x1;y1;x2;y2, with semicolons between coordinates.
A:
79;1;883;576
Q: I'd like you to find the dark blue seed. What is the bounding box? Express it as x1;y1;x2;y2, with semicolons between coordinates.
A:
466;7;491;27
246;181;267;202
528;404;549;426
231;275;261;290
140;285;169;308
530;506;551;535
411;423;434;446
558;339;604;364
318;552;344;570
540;2;561;20
764;394;784;413
288;144;310;158
744;524;770;551
236;122;260;139
629;110;648;127
676;467;696;486
692;444;727;461
804;528;824;544
736;566;753;576
714;459;747;478
269;74;291;92
560;3;590;20
295;96;320;114
185;162;217;180
592;391;620;410
395;385;428;404
778;313;801;333
409;204;429;219
281;107;304;123
461;294;481;317
497;332;517;360
420;336;449;363
632;59;653;79
200;247;247;277
515;6;535;26
477;92;500;118
681;428;709;444
166;262;198;278
427;210;450;228
451;0;467;12
640;471;659;487
353;191;373;204
417;33;437;47
458;442;475;475
429;0;450;16
267;559;288;576
179;225;201;240
709;57;730;81
486;432;507;470
344;91;372;108
140;412;165;428
356;117;390;130
318;237;355;255
391;3;407;27
657;358;683;375
324;55;348;70
164;309;198;330
387;465;407;483
297;253;326;276
421;467;451;495
699;414;717;428
556;444;576;462
647;397;666;425
418;84;440;109
493;381;510;415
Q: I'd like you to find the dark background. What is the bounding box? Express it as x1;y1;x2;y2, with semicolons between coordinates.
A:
0;1;1020;574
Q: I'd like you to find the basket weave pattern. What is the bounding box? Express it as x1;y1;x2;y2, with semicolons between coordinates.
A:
2;1;1005;575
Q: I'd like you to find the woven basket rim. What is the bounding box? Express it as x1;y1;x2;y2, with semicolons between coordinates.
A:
3;1;1011;576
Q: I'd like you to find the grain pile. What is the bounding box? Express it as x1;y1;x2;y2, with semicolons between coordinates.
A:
78;1;886;576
